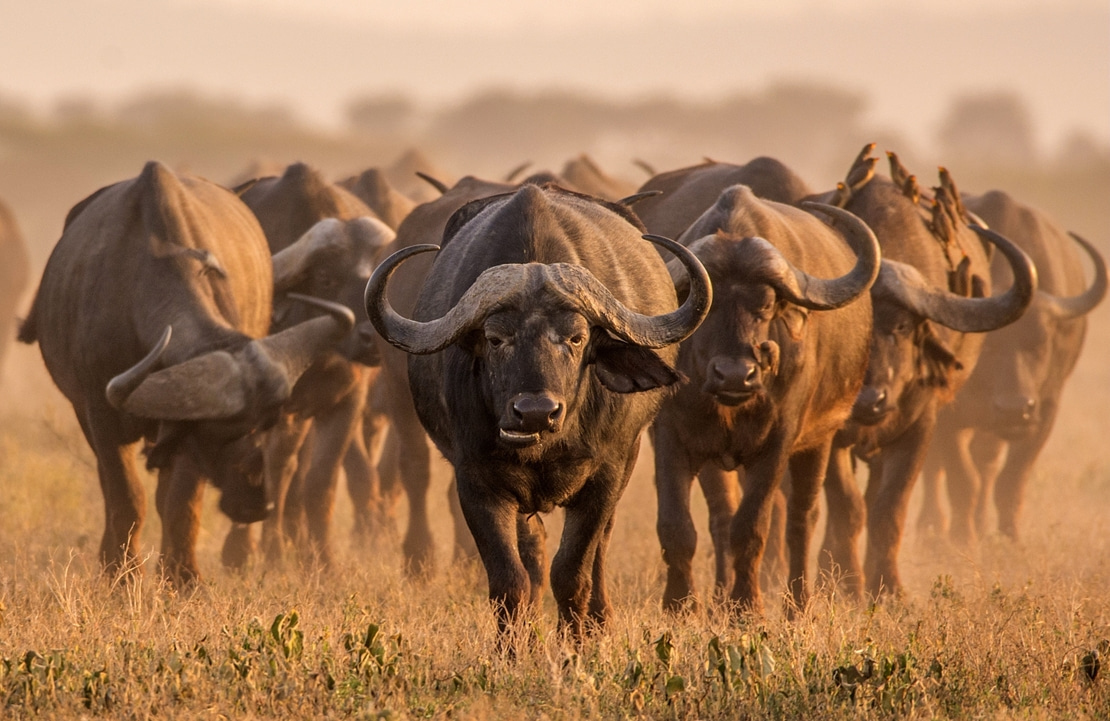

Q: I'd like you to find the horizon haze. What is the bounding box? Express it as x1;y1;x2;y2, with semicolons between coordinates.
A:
1;0;1107;156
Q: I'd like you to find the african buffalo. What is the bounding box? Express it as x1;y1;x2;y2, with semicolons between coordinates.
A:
635;158;819;603
0;197;30;390
386;148;456;204
633;156;814;242
559;154;638;201
226;162;390;568
817;148;1037;598
340;167;417;231
917;191;1106;545
367;183;711;635
367;168;658;573
18;161;353;583
651;184;881;615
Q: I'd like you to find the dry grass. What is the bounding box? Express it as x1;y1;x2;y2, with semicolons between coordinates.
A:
1;304;1109;720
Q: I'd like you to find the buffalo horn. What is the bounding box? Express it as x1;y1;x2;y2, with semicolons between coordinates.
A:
415;172;448;195
780;202;882;310
366;237;712;355
616;190;663;207
1040;232;1107;320
251;293;356;383
105;326;173;409
270;218;342;290
874;226;1038;333
504;161;532;183
576;234;711;347
271;217;394;291
106;296;354;421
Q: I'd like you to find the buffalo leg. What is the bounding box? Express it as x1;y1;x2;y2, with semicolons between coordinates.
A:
517;512;547;605
936;426;981;548
551;476;624;635
729;435;789;615
917;444;949;538
864;409;935;598
259;415;310;563
784;441;832;615
371;425;404;541
993;405;1056;540
699;464;740;600
652;425;701;611
156;452;206;586
969;433;1007;534
302;385;364;567
741;468;787;594
820;443;865;600
554;446;634;635
343;421;376;545
449;476;479;561
392;396;435;575
587;514;616;624
347;381;391;546
456;471;530;635
282;430;313;553
82;409;146;578
91;431;147;579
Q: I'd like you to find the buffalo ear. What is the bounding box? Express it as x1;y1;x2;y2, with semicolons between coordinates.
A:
593;339;682;393
143;423;187;471
917;321;963;388
970;274;987;298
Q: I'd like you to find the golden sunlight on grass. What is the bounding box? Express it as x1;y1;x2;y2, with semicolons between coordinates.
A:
1;325;1108;718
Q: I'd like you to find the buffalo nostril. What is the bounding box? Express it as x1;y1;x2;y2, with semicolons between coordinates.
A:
512;395;562;431
872;390;887;412
743;364;759;386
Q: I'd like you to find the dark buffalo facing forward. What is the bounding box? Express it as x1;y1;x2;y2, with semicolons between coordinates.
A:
918;191;1106;545
817;148;1038;599
367;184;711;636
368;168;626;574
651;184;881;616
18;161;353;584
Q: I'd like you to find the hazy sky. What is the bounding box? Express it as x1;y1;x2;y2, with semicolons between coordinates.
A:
2;0;1107;153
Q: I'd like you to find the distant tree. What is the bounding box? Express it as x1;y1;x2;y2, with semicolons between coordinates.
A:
0;95;33;129
428;88;618;172
346;93;419;137
115;89;296;133
1055;129;1110;169
938;92;1036;166
54;95;104;124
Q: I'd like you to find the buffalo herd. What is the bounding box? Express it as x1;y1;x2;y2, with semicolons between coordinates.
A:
7;143;1106;637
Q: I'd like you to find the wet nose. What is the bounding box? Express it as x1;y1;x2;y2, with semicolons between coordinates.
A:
994;395;1036;421
709;357;760;391
854;386;888;417
510;393;564;432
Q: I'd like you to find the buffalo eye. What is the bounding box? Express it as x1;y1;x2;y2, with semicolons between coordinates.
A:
567;333;586;348
485;334;505;349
